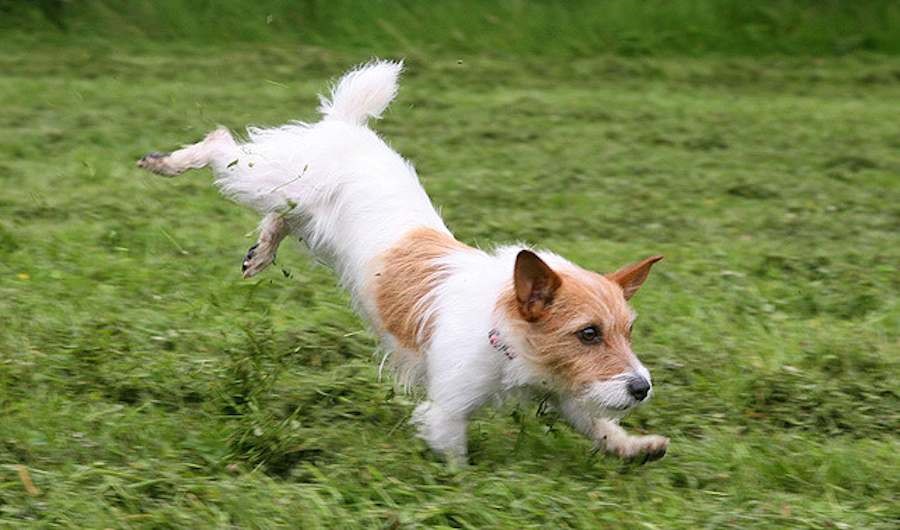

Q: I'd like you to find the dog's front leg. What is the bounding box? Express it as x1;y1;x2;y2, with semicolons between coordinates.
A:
558;398;668;462
411;401;470;466
593;419;668;462
242;213;290;278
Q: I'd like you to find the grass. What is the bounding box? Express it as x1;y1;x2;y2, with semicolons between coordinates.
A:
0;36;899;528
4;0;900;56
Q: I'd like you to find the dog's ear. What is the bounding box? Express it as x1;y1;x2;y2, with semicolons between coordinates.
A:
514;250;562;321
607;255;663;300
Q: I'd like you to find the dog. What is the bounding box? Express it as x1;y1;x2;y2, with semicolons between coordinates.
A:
137;60;668;463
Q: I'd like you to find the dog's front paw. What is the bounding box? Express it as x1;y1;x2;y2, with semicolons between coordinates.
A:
137;152;179;176
608;434;669;463
640;435;669;463
628;435;669;464
241;242;276;278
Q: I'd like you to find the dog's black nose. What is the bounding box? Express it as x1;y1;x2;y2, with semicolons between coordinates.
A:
627;377;651;401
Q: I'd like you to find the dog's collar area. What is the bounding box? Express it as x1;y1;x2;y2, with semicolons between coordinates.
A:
488;328;516;360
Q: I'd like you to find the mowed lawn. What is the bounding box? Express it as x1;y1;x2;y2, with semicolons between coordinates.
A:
1;42;898;528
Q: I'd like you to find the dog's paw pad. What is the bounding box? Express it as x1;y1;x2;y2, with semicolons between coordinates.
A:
242;243;276;278
241;243;259;272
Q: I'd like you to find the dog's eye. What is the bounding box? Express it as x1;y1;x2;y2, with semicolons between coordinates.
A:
576;325;603;345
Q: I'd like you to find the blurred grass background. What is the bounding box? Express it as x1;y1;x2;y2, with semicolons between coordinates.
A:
4;0;900;56
1;1;899;528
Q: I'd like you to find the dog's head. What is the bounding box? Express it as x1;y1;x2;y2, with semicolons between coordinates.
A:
504;250;663;413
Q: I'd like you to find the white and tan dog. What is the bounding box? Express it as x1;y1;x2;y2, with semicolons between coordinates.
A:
138;61;668;463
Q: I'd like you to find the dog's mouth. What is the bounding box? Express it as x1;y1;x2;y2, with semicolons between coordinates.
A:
576;400;635;421
594;399;640;415
578;377;647;415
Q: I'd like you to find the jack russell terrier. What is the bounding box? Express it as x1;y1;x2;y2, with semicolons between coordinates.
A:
137;60;668;464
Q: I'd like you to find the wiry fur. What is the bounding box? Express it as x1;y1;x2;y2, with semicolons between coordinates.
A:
137;60;668;463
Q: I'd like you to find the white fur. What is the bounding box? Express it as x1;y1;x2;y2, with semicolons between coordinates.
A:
318;60;403;125
138;60;667;462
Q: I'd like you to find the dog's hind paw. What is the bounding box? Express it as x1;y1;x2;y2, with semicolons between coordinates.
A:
241;242;276;278
137;152;179;176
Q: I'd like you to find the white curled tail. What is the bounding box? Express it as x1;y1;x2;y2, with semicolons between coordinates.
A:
318;60;403;126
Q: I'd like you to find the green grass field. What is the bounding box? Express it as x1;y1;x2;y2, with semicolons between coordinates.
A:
6;0;900;56
1;25;899;530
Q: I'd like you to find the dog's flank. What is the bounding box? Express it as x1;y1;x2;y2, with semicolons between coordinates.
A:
374;228;473;352
137;60;668;463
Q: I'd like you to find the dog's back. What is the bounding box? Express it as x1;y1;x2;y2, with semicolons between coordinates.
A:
137;60;457;327
215;62;450;297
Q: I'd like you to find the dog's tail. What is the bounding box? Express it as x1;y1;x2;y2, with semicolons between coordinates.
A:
317;60;403;126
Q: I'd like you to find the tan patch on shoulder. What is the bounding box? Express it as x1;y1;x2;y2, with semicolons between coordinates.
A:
374;228;471;352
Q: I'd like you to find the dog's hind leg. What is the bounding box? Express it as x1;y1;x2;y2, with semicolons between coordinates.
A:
242;212;290;278
137;127;238;177
139;128;291;277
